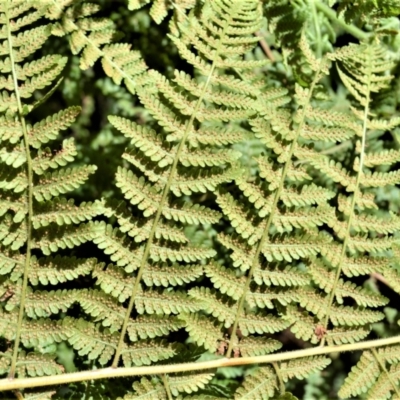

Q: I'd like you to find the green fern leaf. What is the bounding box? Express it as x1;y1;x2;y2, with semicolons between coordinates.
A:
236;336;283;357
77;289;125;332
284;307;319;344
33;221;103;255
121;340;178;367
179;313;223;353
17;352;64;377
65;317;118;365
279;357;331;382
204;263;246;301
32;138;78;175
28;106;81;149
325;326;371;346
32;198;104;228
309;259;388;307
27;256;96;286
168;372;215;397
127;315;185;342
234;366;276;400
253;265;310;287
339;351;379;398
33;165;97;201
130;377;166;400
136;288;203;315
366;364;400;400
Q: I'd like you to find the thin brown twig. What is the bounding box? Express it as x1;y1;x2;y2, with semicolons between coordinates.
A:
255;32;275;62
371;272;392;290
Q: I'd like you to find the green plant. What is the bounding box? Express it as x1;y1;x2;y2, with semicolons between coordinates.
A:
1;0;400;398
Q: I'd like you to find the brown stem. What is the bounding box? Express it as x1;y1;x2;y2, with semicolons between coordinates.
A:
255;32;275;62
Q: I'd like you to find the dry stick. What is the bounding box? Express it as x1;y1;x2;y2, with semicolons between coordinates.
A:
255;32;275;62
2;334;400;391
370;272;392;290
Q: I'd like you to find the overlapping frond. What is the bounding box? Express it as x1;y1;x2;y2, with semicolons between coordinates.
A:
298;42;400;347
35;0;147;94
87;0;280;372
127;0;197;26
0;0;102;380
190;35;343;361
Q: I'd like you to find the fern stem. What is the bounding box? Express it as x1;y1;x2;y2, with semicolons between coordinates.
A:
272;362;285;395
5;0;35;379
161;374;173;400
310;0;322;58
111;5;237;368
3;334;400;391
226;66;322;357
315;1;370;41
372;348;400;398
320;66;370;344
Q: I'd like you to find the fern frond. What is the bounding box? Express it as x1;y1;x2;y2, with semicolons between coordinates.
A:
0;351;64;378
32;198;104;228
234;366;276;400
33;221;103;256
127;315;185;342
204;263;245;301
121;340;178;367
325;326;371;346
77;289;125;332
179;313;222;353
38;1;148;93
262;232;330;262
284;307;319;344
246;287;300;309
236;337;282;357
0;0;105;379
94;0;271;371
309;259;388;307
130;377;167;400
189;287;236;327
142;263;203;287
339;351;379;398
366;364;400;400
136;287;203;315
33;165;97;201
279;356;331;381
27;256;96;286
32;138;78;175
168;372;215;397
253;264;310;287
65;318;117;365
280;184;335;207
28;106;81;149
